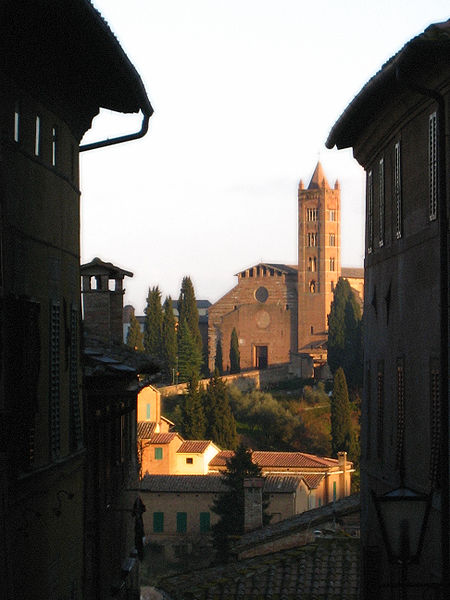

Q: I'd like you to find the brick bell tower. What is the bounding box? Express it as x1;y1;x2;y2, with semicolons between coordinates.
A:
297;162;340;359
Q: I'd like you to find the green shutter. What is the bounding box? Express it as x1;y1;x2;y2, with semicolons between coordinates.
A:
333;481;337;502
176;512;187;533
154;447;163;460
146;403;151;419
200;512;210;532
153;512;164;533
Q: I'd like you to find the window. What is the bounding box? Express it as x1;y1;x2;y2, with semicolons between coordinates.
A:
329;209;336;221
333;481;337;502
329;233;335;247
146;403;151;420
367;169;373;253
50;301;61;460
307;207;318;221
329;257;335;271
429;112;438;221
154;447;163;460
376;361;384;460
308;256;316;272
153;512;164;533
309;280;316;293
310;326;314;334
34;116;41;156
14;103;20;142
186;457;193;464
430;359;440;487
379;158;385;247
200;512;210;532
176;512;187;533
51;126;57;167
395;359;405;473
307;232;317;247
394;141;402;238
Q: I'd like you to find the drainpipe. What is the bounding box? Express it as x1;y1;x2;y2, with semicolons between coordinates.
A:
395;63;449;597
79;111;150;153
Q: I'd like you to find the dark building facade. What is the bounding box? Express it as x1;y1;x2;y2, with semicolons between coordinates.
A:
327;20;450;599
0;2;152;598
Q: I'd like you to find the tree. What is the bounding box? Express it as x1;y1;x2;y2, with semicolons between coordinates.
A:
327;278;362;388
331;367;358;462
162;296;177;382
211;445;269;561
177;318;202;382
144;286;163;358
204;370;237;450
229;327;240;374
178;276;202;353
182;373;206;439
214;337;223;375
126;313;144;351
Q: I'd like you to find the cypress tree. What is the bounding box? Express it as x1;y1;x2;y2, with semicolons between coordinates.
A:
177;318;202;382
144;286;163;358
182;373;206;439
162;296;177;382
211;446;268;561
331;367;356;458
126;313;144;352
204;370;237;450
214;337;223;375
229;327;240;374
178;276;202;353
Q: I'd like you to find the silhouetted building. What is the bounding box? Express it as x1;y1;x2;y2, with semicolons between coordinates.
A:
327;20;450;599
0;2;152;599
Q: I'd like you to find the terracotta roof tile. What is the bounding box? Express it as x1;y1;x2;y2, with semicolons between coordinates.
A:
148;432;181;445
208;450;234;466
137;421;157;439
140;474;226;493
253;451;338;469
303;473;326;489
177;440;212;454
157;538;360;599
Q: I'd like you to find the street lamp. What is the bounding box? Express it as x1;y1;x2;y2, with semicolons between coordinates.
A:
372;486;432;598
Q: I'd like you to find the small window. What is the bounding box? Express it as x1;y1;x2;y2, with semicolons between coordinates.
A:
200;512;210;532
307;207;318;221
329;233;336;247
153;512;164;533
176;512;187;533
329;209;336;222
186;457;193;464
309;280;316;294
14;104;20;142
146;403;151;420
307;233;317;247
310;326;314;334
308;256;317;272
51;127;57;167
333;481;337;502
154;447;163;460
330;257;335;271
34;116;41;156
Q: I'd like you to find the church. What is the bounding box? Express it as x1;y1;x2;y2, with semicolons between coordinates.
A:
208;162;363;377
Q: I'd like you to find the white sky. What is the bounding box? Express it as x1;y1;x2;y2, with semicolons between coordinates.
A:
81;0;449;312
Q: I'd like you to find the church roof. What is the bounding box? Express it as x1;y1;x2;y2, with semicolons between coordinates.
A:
308;162;330;189
341;267;364;279
235;262;298;277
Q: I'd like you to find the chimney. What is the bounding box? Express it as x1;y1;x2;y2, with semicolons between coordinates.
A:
244;477;264;532
81;257;133;345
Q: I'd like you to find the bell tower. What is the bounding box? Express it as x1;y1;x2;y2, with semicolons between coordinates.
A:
297;162;340;358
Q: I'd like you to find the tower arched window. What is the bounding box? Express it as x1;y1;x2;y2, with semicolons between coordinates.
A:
310;280;316;293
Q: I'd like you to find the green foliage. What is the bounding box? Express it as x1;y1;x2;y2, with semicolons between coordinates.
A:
214;337;223;375
178;276;202;353
162;296;177;382
327;279;362;388
229;328;240;374
144;286;163;358
331;368;359;464
182;374;206;439
177;318;202;382
211;445;268;561
126;313;144;352
204;371;237;450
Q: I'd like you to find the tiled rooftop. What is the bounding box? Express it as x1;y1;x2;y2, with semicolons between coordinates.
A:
137;421;157;439
157;537;359;599
140;474;226;493
177;440;212;454
209;450;339;469
148;432;180;445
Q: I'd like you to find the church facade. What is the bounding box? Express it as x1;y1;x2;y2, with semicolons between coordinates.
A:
208;163;363;375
